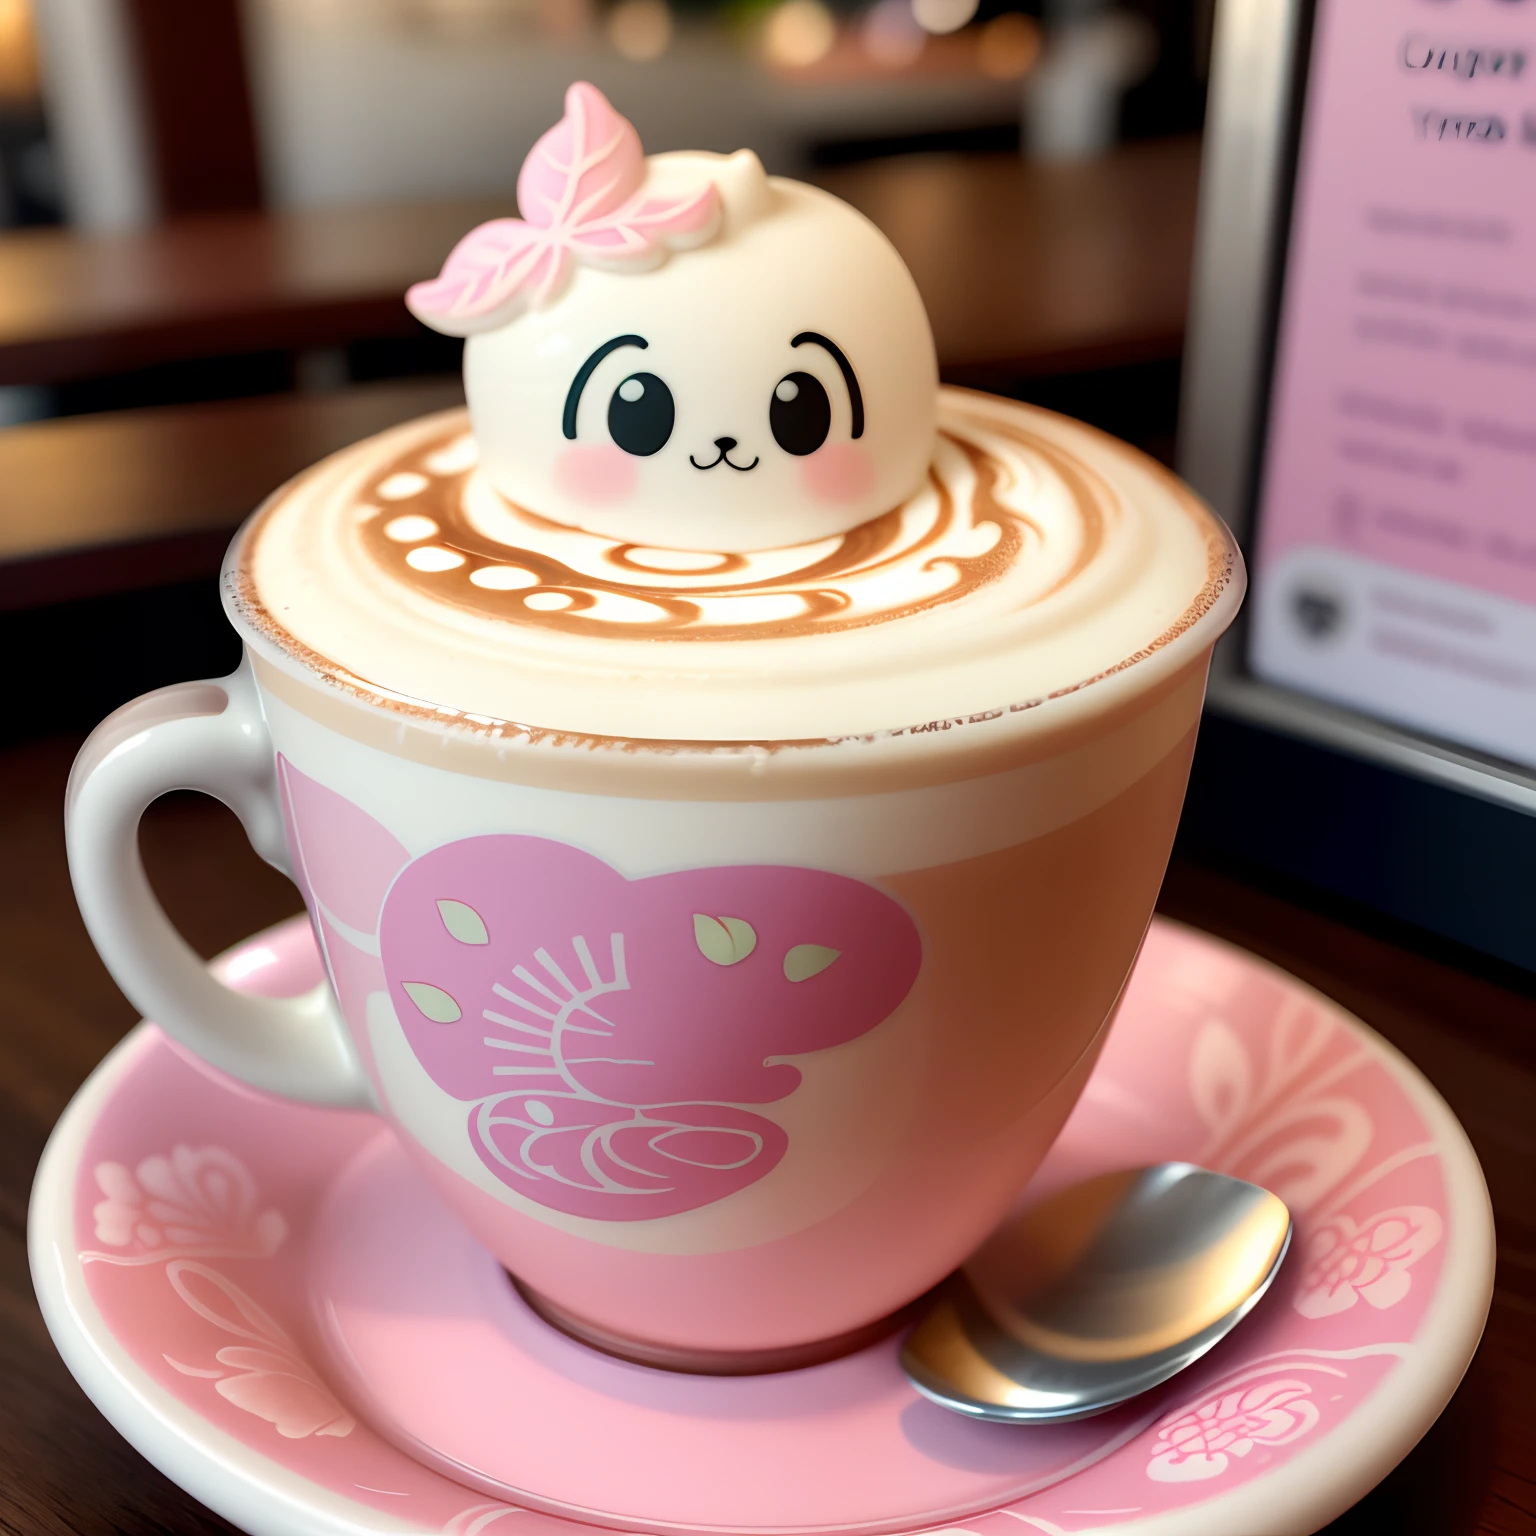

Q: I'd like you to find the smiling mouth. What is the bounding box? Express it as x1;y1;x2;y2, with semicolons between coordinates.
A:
689;449;760;472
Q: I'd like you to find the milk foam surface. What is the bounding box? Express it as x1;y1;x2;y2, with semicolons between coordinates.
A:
233;389;1236;744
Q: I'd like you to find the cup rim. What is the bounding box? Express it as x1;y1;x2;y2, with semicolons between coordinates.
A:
222;401;1246;791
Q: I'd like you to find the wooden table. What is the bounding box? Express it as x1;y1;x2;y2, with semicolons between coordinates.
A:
0;378;463;611
0;729;1530;1533
0;137;1199;389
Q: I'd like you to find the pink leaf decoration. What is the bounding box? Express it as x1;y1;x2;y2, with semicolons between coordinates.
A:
516;81;644;232
568;184;721;266
406;82;721;336
405;221;562;338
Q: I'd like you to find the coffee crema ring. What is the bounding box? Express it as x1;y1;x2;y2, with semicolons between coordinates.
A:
351;410;1110;643
236;389;1238;749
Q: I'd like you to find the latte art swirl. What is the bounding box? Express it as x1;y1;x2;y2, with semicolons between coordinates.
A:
235;389;1237;745
353;408;1102;641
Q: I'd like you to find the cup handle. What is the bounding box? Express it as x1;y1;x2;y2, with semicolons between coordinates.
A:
65;657;372;1109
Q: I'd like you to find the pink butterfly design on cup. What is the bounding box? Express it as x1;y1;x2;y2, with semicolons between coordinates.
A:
276;759;921;1221
405;81;721;336
379;836;922;1221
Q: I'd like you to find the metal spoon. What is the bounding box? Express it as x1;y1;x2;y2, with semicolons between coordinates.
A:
901;1163;1291;1424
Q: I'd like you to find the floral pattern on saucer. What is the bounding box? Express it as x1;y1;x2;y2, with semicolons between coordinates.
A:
45;917;1482;1536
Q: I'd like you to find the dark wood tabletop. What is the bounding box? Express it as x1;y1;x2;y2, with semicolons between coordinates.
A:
0;136;1199;389
0;198;502;389
0;378;464;611
0;726;1531;1533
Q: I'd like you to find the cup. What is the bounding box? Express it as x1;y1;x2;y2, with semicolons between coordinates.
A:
65;414;1243;1372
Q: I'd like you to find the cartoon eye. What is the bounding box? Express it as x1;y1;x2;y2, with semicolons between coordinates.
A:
770;371;831;456
608;372;675;457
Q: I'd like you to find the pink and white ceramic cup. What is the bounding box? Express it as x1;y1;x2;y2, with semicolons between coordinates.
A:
65;402;1243;1370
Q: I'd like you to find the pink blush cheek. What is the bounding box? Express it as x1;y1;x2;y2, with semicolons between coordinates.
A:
800;443;875;505
554;443;638;505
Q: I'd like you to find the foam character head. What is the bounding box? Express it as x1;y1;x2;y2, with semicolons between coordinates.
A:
408;82;938;553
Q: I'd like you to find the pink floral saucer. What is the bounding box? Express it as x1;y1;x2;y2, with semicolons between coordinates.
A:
30;916;1492;1536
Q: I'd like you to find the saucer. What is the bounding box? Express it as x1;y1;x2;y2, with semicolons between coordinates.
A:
31;915;1493;1536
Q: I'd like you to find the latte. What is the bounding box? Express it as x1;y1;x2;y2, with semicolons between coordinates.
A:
231;387;1235;746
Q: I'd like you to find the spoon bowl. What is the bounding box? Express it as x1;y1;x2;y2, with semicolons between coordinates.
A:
901;1163;1291;1424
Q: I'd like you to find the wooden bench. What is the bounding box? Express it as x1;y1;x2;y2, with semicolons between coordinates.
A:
0;138;1199;389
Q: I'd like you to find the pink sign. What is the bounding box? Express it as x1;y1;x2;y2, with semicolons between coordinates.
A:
1257;0;1536;600
1250;0;1536;759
